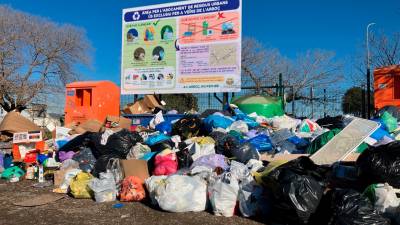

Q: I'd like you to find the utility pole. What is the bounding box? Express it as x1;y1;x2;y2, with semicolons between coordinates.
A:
279;73;284;111
323;89;327;117
361;86;366;118
291;86;295;116
366;22;376;119
310;86;314;119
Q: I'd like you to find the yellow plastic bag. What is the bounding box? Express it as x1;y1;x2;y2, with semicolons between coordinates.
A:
69;172;94;199
194;136;215;145
254;160;288;185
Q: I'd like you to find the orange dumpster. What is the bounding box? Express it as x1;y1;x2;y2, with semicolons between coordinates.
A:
374;65;400;110
64;81;120;125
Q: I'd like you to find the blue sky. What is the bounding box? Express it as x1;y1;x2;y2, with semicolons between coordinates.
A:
2;0;400;86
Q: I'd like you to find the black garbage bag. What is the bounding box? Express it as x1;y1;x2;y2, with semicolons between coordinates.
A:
199;109;232;118
232;142;259;163
72;147;97;173
92;153;121;177
93;129;143;158
209;131;239;158
58;132;93;153
329;189;390;225
261;157;327;225
176;147;193;169
149;139;174;152
88;132;107;158
171;115;203;140
316;116;345;130
357;141;400;188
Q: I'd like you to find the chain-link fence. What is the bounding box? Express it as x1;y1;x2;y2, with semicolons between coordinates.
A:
121;83;345;119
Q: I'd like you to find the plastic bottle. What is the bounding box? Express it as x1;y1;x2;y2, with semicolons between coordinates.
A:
26;165;35;180
38;165;44;183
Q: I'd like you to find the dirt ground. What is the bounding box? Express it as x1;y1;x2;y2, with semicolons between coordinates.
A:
0;179;264;225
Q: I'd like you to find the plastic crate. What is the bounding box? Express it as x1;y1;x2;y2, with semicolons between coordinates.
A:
122;114;185;127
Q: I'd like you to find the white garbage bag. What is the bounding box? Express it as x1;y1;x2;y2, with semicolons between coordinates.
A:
208;172;240;217
272;115;300;131
229;160;262;217
59;168;81;192
246;159;264;173
88;172;117;203
106;158;124;189
229;120;249;133
374;183;400;223
145;175;168;205
152;175;207;212
127;143;151;160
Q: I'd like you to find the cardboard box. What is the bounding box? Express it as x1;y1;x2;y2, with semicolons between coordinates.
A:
124;101;152;114
105;115;131;130
0;112;42;134
143;95;162;109
123;103;135;114
79;120;103;132
68;119;103;134
121;159;150;183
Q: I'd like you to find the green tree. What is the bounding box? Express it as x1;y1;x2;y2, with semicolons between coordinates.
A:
342;87;373;116
162;94;198;113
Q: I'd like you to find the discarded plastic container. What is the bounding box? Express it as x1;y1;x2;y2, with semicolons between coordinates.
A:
123;114;185;127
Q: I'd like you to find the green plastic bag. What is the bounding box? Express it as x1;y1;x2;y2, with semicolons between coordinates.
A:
69;172;94;199
381;111;398;133
306;128;342;154
356;142;369;153
1;166;25;180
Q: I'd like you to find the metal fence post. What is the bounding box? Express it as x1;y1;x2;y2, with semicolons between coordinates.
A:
291;86;295;116
222;92;229;109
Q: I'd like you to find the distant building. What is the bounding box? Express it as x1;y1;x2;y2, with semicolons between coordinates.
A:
0;103;62;131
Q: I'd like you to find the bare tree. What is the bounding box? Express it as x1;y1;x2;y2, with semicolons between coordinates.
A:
351;31;400;87
242;38;343;102
370;31;400;67
241;38;290;92
0;6;91;112
290;50;343;97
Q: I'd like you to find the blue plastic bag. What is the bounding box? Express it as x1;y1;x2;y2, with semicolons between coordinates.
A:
145;134;171;146
246;134;273;152
155;121;173;135
370;126;393;141
288;136;310;149
203;115;234;132
3;154;13;169
140;152;157;161
38;154;49;165
233;109;259;128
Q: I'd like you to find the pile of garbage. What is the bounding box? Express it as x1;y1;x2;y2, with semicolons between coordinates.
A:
1;103;400;225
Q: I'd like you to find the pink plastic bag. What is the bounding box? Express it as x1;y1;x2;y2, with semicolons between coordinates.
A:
153;151;178;176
